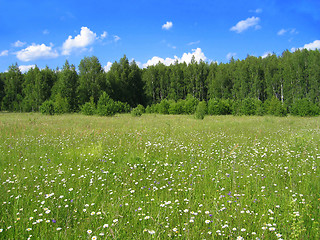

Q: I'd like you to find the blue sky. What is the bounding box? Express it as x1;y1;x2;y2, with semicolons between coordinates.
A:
0;0;319;72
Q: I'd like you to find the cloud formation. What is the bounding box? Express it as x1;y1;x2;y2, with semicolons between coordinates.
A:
226;52;237;60
113;35;121;42
143;48;207;68
62;27;97;55
19;65;36;73
230;16;260;33
162;21;173;30
0;50;9;56
300;40;320;50
104;61;113;72
12;40;26;48
16;43;59;61
187;40;200;46
277;28;298;36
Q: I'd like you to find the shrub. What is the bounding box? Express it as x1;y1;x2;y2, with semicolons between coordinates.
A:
291;98;320;116
81;97;96;115
158;99;170;114
185;94;199;115
264;97;287;116
208;98;231;115
195;101;207;120
96;92;116;116
40;100;55;115
53;94;69;114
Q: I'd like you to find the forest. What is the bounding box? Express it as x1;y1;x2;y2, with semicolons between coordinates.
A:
0;49;320;117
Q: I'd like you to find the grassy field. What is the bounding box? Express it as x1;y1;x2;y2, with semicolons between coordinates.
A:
0;113;319;239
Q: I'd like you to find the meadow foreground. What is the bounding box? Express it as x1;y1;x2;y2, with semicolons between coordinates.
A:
0;113;319;239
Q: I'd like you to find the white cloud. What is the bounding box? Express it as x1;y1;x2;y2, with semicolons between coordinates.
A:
143;48;207;68
43;29;49;35
278;28;298;36
101;31;108;39
113;35;121;42
19;65;36;73
162;21;173;30
62;27;97;55
187;40;200;46
250;8;262;13
230;16;260;33
103;61;113;72
299;40;320;50
0;50;9;56
277;29;287;36
12;40;26;48
226;52;237;60
262;52;272;58
16;43;59;62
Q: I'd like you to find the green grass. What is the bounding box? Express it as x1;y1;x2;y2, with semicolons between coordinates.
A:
0;113;319;239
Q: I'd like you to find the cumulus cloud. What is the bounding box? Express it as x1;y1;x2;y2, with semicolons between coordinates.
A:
162;21;173;30
19;65;36;73
230;16;260;33
299;40;320;50
12;40;26;48
143;48;207;68
103;62;113;72
16;43;59;62
62;27;97;55
0;50;9;56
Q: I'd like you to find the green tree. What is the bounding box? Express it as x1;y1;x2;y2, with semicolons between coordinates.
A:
2;63;24;111
78;56;105;105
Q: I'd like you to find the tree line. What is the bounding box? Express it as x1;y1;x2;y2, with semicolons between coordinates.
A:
0;49;320;117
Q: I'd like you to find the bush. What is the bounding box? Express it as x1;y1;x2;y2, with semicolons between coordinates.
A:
53;94;69;114
96;92;116;116
114;101;130;113
81;97;96;115
40;100;55;115
185;95;199;114
195;101;207;120
264;97;287;116
208;98;231;115
157;99;170;114
291;98;319;116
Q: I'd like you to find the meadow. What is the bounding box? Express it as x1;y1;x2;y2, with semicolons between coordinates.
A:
0;113;319;239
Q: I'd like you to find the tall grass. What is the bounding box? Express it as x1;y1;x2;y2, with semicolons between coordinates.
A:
0;113;319;239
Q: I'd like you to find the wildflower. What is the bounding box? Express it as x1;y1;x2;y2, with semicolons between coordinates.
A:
0;229;3;232
91;236;97;240
87;229;92;234
173;228;178;233
269;227;276;231
57;227;62;231
241;228;246;232
103;224;108;228
26;228;32;231
113;219;118;223
205;220;210;224
91;211;95;215
45;210;51;214
144;216;150;220
148;230;155;234
237;237;244;240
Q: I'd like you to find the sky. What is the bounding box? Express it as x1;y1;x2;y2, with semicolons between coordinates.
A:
0;0;319;73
